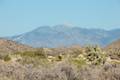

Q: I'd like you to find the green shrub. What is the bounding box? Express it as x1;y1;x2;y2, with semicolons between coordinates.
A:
16;48;47;59
34;48;47;58
108;48;120;60
4;55;11;62
71;58;86;68
13;49;48;67
84;45;106;65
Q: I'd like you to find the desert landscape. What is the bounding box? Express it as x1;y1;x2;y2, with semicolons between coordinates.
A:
0;0;120;80
0;37;120;80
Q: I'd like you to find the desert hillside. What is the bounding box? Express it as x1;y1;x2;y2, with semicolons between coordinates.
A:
105;39;120;60
0;38;34;55
106;39;120;49
0;39;120;80
0;40;120;80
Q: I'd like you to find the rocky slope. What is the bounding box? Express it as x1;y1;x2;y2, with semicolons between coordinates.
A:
0;38;33;55
106;39;120;49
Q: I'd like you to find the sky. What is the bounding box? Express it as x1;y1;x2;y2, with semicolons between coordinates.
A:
0;0;120;37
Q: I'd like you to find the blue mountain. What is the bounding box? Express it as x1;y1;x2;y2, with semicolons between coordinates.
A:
9;25;120;48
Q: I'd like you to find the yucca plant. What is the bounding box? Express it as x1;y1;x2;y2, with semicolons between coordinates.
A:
84;45;106;65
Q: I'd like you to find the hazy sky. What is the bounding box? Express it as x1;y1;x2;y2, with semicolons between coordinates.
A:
0;0;120;36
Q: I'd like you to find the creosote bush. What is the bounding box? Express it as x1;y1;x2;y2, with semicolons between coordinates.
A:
108;48;120;60
71;58;86;68
14;48;46;58
3;55;11;62
12;48;49;67
34;48;47;58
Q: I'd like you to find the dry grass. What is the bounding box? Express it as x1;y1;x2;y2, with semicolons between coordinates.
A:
0;46;120;80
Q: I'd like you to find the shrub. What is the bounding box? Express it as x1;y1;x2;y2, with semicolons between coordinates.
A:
108;48;120;60
84;45;106;65
34;48;47;58
17;48;47;59
3;55;11;62
71;58;86;68
55;55;63;61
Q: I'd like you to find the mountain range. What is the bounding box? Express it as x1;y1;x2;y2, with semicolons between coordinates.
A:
8;25;120;48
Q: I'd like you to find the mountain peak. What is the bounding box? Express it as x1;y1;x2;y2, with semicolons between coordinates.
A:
9;25;120;48
54;23;74;28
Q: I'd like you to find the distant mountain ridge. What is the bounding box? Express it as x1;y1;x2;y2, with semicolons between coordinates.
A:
9;25;120;48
